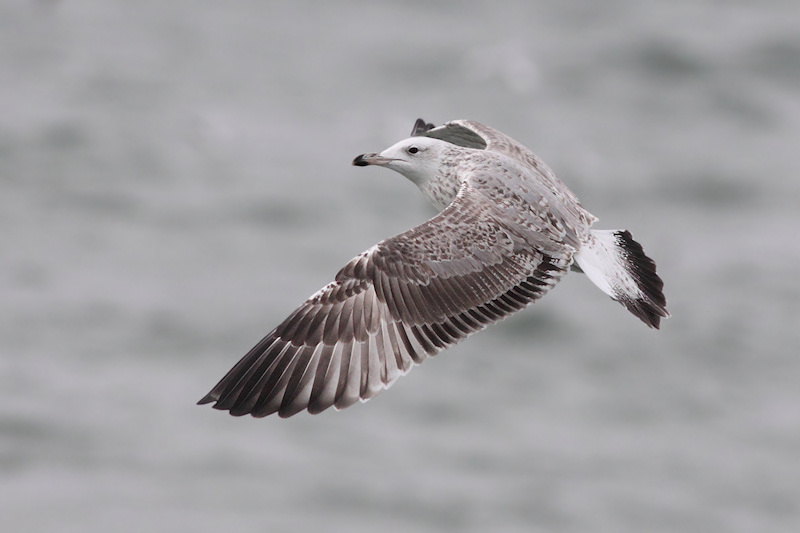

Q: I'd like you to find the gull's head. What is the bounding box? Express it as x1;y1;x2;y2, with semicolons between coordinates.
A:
352;136;450;185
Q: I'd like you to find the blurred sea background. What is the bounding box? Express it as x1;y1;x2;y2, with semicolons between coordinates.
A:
2;1;799;532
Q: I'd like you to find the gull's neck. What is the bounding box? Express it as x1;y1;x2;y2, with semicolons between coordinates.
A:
416;147;465;211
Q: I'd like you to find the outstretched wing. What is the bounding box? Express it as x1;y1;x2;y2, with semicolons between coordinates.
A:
199;183;573;418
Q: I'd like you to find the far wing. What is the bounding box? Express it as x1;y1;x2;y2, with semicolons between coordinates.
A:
199;183;572;418
423;119;597;227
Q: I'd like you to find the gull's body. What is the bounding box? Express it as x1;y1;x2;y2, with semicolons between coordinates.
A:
199;119;668;418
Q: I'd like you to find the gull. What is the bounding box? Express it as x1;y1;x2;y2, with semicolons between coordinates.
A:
198;119;668;418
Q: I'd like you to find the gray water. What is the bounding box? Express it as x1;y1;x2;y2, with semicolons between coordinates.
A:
2;1;799;532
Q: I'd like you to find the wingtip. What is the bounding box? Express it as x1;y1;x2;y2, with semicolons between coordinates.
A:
411;118;436;136
197;392;218;406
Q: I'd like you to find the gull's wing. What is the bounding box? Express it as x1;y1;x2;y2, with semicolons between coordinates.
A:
410;118;436;136
423;119;597;228
199;183;573;418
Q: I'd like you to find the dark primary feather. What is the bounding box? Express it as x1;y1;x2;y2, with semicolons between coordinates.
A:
198;184;573;418
410;118;436;136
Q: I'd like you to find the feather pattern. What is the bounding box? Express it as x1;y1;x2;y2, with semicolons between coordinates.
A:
199;182;573;417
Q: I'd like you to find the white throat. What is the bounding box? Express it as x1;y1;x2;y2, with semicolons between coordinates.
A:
378;138;464;211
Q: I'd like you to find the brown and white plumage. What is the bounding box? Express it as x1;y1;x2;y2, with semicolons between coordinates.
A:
199;119;668;418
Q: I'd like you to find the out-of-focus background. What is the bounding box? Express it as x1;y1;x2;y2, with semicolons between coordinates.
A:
2;1;799;532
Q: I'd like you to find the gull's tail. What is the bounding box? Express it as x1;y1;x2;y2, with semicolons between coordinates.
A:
574;229;669;329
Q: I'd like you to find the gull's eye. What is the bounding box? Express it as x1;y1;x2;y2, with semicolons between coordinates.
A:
407;146;419;154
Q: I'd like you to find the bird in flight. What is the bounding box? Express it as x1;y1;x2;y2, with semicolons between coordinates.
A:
199;119;668;418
